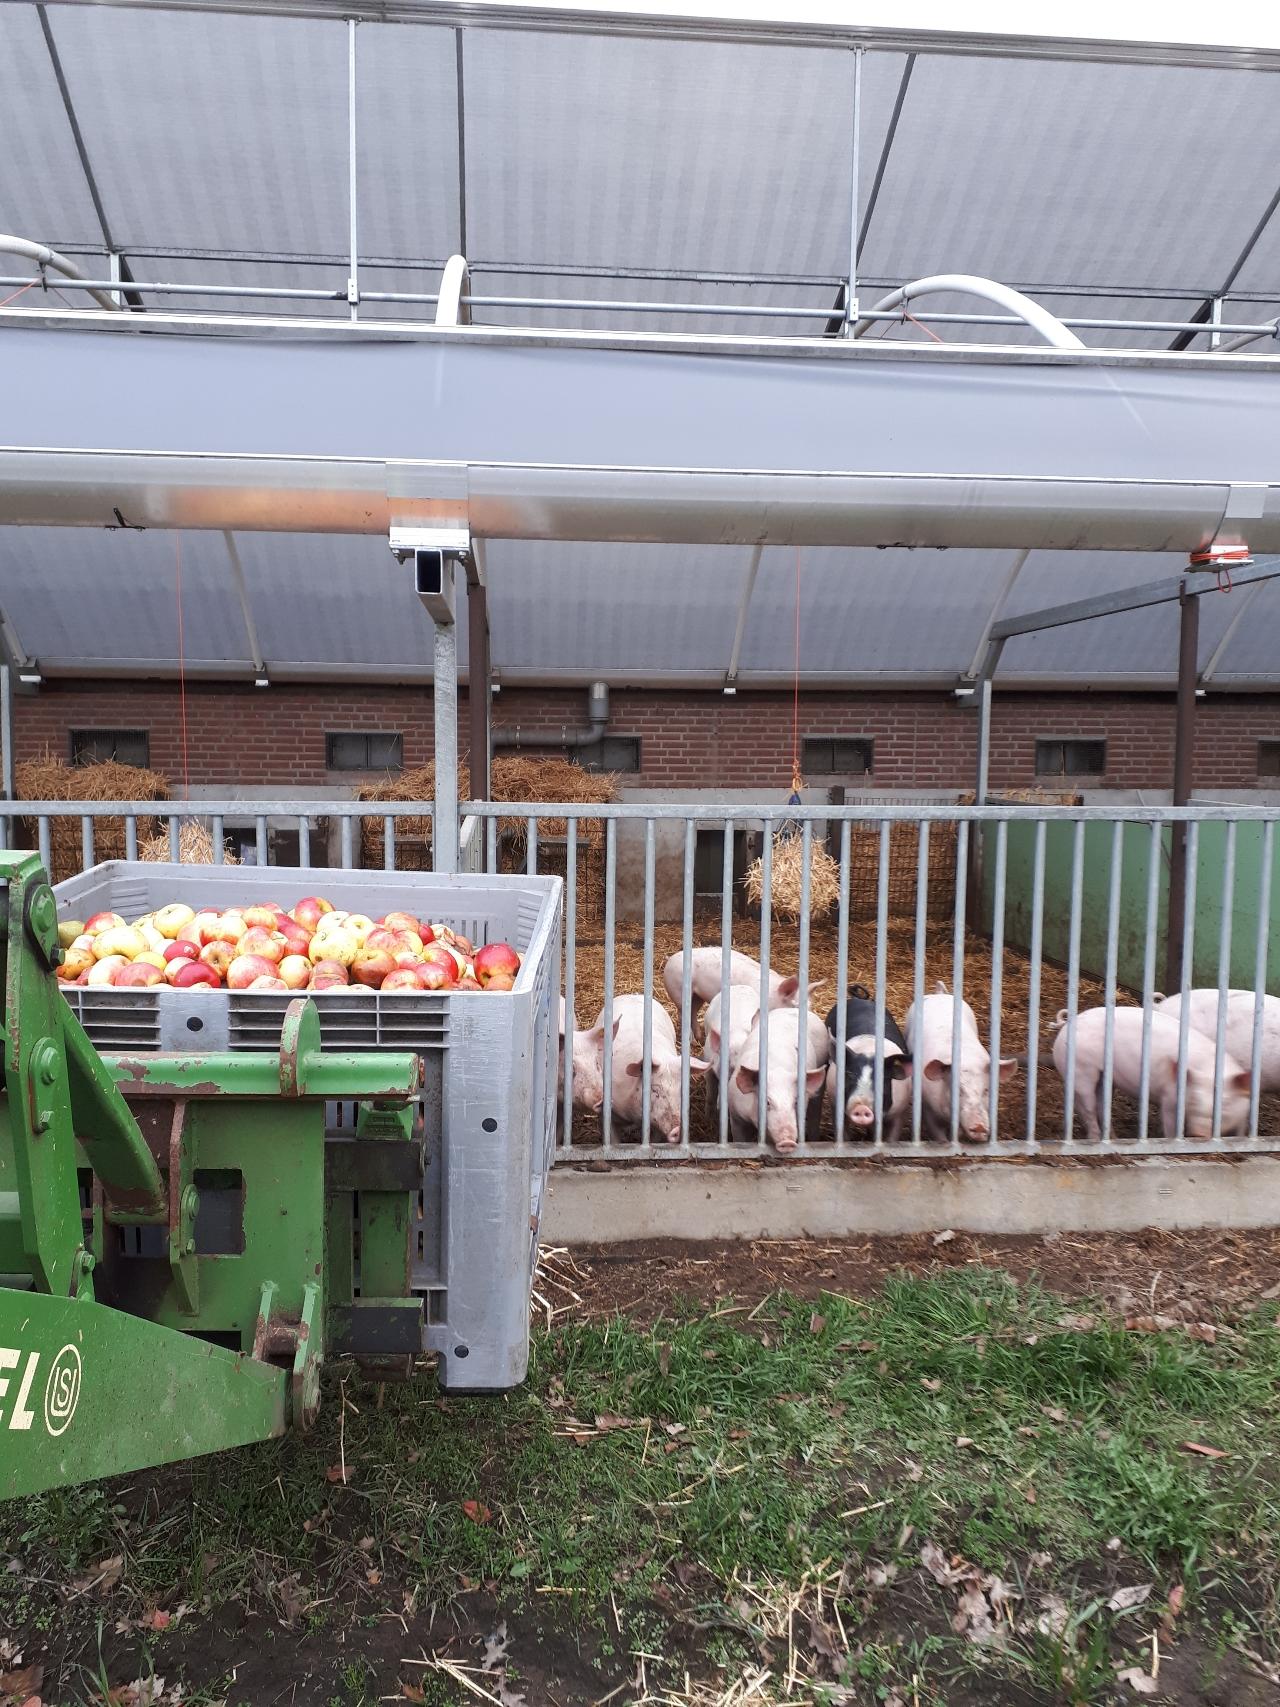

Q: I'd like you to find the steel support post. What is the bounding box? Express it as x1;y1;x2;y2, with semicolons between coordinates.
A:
967;675;993;921
1165;587;1200;994
842;47;863;334
467;579;491;801
346;19;359;320
0;664;12;852
433;620;459;873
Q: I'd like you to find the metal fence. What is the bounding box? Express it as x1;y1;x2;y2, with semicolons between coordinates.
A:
6;796;1279;1159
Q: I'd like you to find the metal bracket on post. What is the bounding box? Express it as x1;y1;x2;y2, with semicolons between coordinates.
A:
390;527;475;874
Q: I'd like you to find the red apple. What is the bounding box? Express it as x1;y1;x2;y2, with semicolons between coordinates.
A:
180;910;219;946
85;910;126;936
292;896;334;932
248;974;289;991
199;941;236;979
383;910;422;938
209;911;247;946
227;953;278;990
239;926;286;964
352;948;396;988
455;974;483;991
279;954;312;990
172;959;221;989
86;955;128;986
113;961;163;988
421;943;460;978
59;945;96;980
310;974;348;992
450;933;474;956
309;958;349;986
241;905;279;930
474;942;521;986
363;927;402;955
154;903;196;939
482;970;516;992
278;919;313;953
381;968;426;992
417;960;455;991
393;950;427;972
163;939;199;965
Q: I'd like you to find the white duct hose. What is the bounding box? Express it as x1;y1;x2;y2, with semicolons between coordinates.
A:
854;274;1085;349
0;235;120;312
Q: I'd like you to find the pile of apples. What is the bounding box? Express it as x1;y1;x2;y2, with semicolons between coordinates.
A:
54;896;522;995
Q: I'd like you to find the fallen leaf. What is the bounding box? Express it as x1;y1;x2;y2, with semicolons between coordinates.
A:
593;1412;636;1432
807;1610;841;1664
1260;1280;1280;1301
1116;1667;1159;1695
69;1555;123;1597
1024;1485;1038;1506
933;1229;957;1246
0;1666;42;1700
357;1535;375;1552
1028;1551;1053;1570
401;1686;426;1704
1182;1441;1228;1459
1034;1595;1070;1638
324;1463;354;1484
1187;1323;1217;1344
902;1459;923;1483
1166;1583;1186;1619
956;1436;975;1449
1017;1426;1039;1437
856;1340;878;1353
1058;1312;1097;1332
1126;1314;1180;1334
662;1421;687;1437
673;1560;697;1588
145;1611;171;1632
809;1312;826;1334
864;1562;898;1588
365;1570;381;1586
1108;1584;1154;1612
921;1377;942;1392
275;1575;310;1625
461;1500;492;1525
920;1542;969;1587
1107;1537;1123;1553
1041;1404;1068;1423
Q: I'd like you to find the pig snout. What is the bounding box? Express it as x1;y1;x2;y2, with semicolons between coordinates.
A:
846;1102;875;1127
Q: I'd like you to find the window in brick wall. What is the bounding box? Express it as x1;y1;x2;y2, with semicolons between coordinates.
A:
1035;738;1106;778
575;735;641;775
803;736;874;776
325;731;404;772
70;728;150;768
1259;740;1280;778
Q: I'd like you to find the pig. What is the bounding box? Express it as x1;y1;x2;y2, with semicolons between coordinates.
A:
662;946;822;1013
904;981;1016;1143
594;993;711;1144
557;996;606;1117
701;984;764;1116
1155;990;1280;1091
824;985;912;1141
1051;1005;1251;1140
726;1006;830;1153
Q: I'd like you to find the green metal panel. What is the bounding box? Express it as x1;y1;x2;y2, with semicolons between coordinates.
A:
0;1288;287;1500
985;819;1280;994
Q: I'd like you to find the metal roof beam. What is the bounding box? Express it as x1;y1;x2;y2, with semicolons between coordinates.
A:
222;530;266;679
1170;180;1280;351
724;544;763;687
962;548;1030;680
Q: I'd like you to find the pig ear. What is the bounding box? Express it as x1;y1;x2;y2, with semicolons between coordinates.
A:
998;1057;1018;1082
887;1056;912;1081
805;1067;827;1096
1229;1069;1253;1092
624;1059;663;1079
923;1058;948;1082
735;1064;759;1091
706;1027;721;1055
613;1017;624;1038
587;1024;606;1043
776;976;799;1002
688;1058;714;1075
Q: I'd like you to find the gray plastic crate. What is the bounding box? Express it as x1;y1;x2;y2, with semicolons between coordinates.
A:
55;862;563;1391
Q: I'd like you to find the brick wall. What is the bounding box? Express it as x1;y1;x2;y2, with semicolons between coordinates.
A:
11;679;1280;792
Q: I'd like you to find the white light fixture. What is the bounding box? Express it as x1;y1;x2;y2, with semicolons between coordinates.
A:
254;674;270;689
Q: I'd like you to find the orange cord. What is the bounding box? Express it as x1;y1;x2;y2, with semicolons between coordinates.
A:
0;281;36;309
175;533;190;799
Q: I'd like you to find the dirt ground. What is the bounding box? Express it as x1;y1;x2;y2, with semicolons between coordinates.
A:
560;912;1280;1147
556;1226;1280;1327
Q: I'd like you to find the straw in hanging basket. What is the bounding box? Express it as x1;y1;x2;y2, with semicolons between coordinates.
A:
745;831;841;923
139;820;240;866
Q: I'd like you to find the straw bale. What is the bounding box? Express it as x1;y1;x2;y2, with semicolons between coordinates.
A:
139;821;240;866
16;755;168;883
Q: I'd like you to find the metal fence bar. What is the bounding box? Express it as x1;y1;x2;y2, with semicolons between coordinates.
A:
719;821;735;1147
1211;820;1237;1140
1173;821;1200;1139
1137;823;1161;1143
833;819;852;1151
988;820;1007;1146
679;819;695;1152
796;821;814;1151
601;816;617;1150
948;819;968;1147
757;823;772;1148
1025;819;1046;1146
82;816;94;872
564;819;577;1148
296;813;309;866
383;815;395;871
255;815;268;865
1061;820;1086;1146
212;815;225;865
641;817;656;1150
911;821;929;1145
124;816;137;862
1100;820;1124;1144
341;816;354;869
486;815;497;874
872;821;890;1148
38;816;51;875
169;816;181;862
1249;820;1274;1138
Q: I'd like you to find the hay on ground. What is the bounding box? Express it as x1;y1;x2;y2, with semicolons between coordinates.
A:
17;755;169;883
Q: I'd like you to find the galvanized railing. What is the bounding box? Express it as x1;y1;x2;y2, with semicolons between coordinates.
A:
6;796;1279;1158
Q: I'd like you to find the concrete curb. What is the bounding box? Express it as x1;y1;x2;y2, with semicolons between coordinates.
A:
542;1157;1280;1243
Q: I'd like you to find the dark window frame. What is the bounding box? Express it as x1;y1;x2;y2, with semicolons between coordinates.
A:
1034;737;1107;778
69;728;151;768
325;731;405;772
802;735;875;777
1258;740;1280;778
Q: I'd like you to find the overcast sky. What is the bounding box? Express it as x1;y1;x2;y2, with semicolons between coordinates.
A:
464;0;1280;51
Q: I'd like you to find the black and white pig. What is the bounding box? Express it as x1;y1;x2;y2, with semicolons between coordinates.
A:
825;985;913;1141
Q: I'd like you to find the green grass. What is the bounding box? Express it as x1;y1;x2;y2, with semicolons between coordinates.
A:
4;1268;1280;1704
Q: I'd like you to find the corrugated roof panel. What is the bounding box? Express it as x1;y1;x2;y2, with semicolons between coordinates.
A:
860;55;1280;295
118;256;350;319
461;270;839;337
463;31;902;277
355;23;461;262
0;6;103;248
47;7;350;255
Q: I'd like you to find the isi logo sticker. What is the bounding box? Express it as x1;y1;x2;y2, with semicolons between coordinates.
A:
0;1343;82;1436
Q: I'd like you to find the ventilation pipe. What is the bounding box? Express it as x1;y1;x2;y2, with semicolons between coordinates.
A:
0;236;120;313
492;680;609;751
853;274;1085;350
